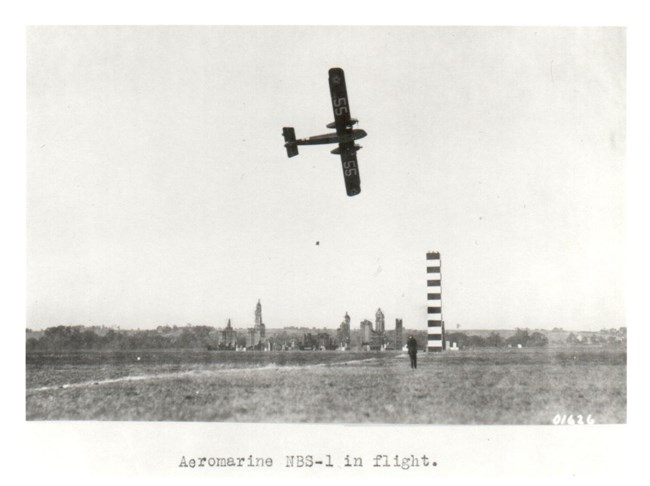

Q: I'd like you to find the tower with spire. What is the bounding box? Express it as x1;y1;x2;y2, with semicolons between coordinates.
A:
375;308;385;335
247;299;267;350
222;318;237;349
338;312;351;349
254;299;265;339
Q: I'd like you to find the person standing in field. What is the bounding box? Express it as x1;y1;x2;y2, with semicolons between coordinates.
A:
407;335;418;369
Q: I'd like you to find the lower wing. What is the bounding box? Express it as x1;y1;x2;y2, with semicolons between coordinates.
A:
338;142;361;197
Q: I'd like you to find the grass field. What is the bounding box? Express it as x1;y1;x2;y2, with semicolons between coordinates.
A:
26;347;626;424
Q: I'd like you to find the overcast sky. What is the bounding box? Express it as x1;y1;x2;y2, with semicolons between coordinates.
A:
26;26;625;331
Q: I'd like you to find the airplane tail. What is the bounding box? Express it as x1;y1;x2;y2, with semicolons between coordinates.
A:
282;127;299;157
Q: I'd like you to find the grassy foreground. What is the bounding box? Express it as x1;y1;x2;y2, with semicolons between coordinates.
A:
26;347;626;424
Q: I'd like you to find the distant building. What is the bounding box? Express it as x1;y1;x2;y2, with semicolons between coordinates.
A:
255;299;266;339
375;308;385;335
337;312;351;349
395;318;403;350
360;319;373;347
360;319;383;351
247;299;267;350
221;319;237;349
247;327;262;349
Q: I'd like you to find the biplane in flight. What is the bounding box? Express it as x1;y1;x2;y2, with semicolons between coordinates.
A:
282;67;367;197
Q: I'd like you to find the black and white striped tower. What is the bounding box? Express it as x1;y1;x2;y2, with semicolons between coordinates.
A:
426;251;444;352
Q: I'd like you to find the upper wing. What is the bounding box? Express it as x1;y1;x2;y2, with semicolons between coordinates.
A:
338;142;361;197
328;67;352;134
329;68;361;196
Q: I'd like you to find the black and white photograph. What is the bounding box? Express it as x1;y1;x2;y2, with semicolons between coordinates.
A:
26;25;626;425
14;12;645;481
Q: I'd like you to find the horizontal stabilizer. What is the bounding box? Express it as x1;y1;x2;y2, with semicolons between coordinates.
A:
282;127;299;157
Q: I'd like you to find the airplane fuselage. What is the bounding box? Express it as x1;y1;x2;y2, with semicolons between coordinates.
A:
294;128;367;146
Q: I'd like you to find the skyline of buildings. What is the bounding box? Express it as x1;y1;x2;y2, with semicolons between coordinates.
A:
211;300;413;351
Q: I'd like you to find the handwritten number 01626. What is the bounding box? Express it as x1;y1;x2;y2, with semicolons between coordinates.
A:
552;414;595;425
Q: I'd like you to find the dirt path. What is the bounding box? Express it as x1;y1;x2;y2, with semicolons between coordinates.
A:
27;356;386;393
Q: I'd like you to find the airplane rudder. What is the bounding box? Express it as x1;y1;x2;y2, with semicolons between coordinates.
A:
282;127;296;142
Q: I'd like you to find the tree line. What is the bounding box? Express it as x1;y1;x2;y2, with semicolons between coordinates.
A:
26;325;221;351
446;329;549;349
26;325;554;351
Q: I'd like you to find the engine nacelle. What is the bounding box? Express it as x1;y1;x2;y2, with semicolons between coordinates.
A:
326;118;358;129
330;144;362;155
